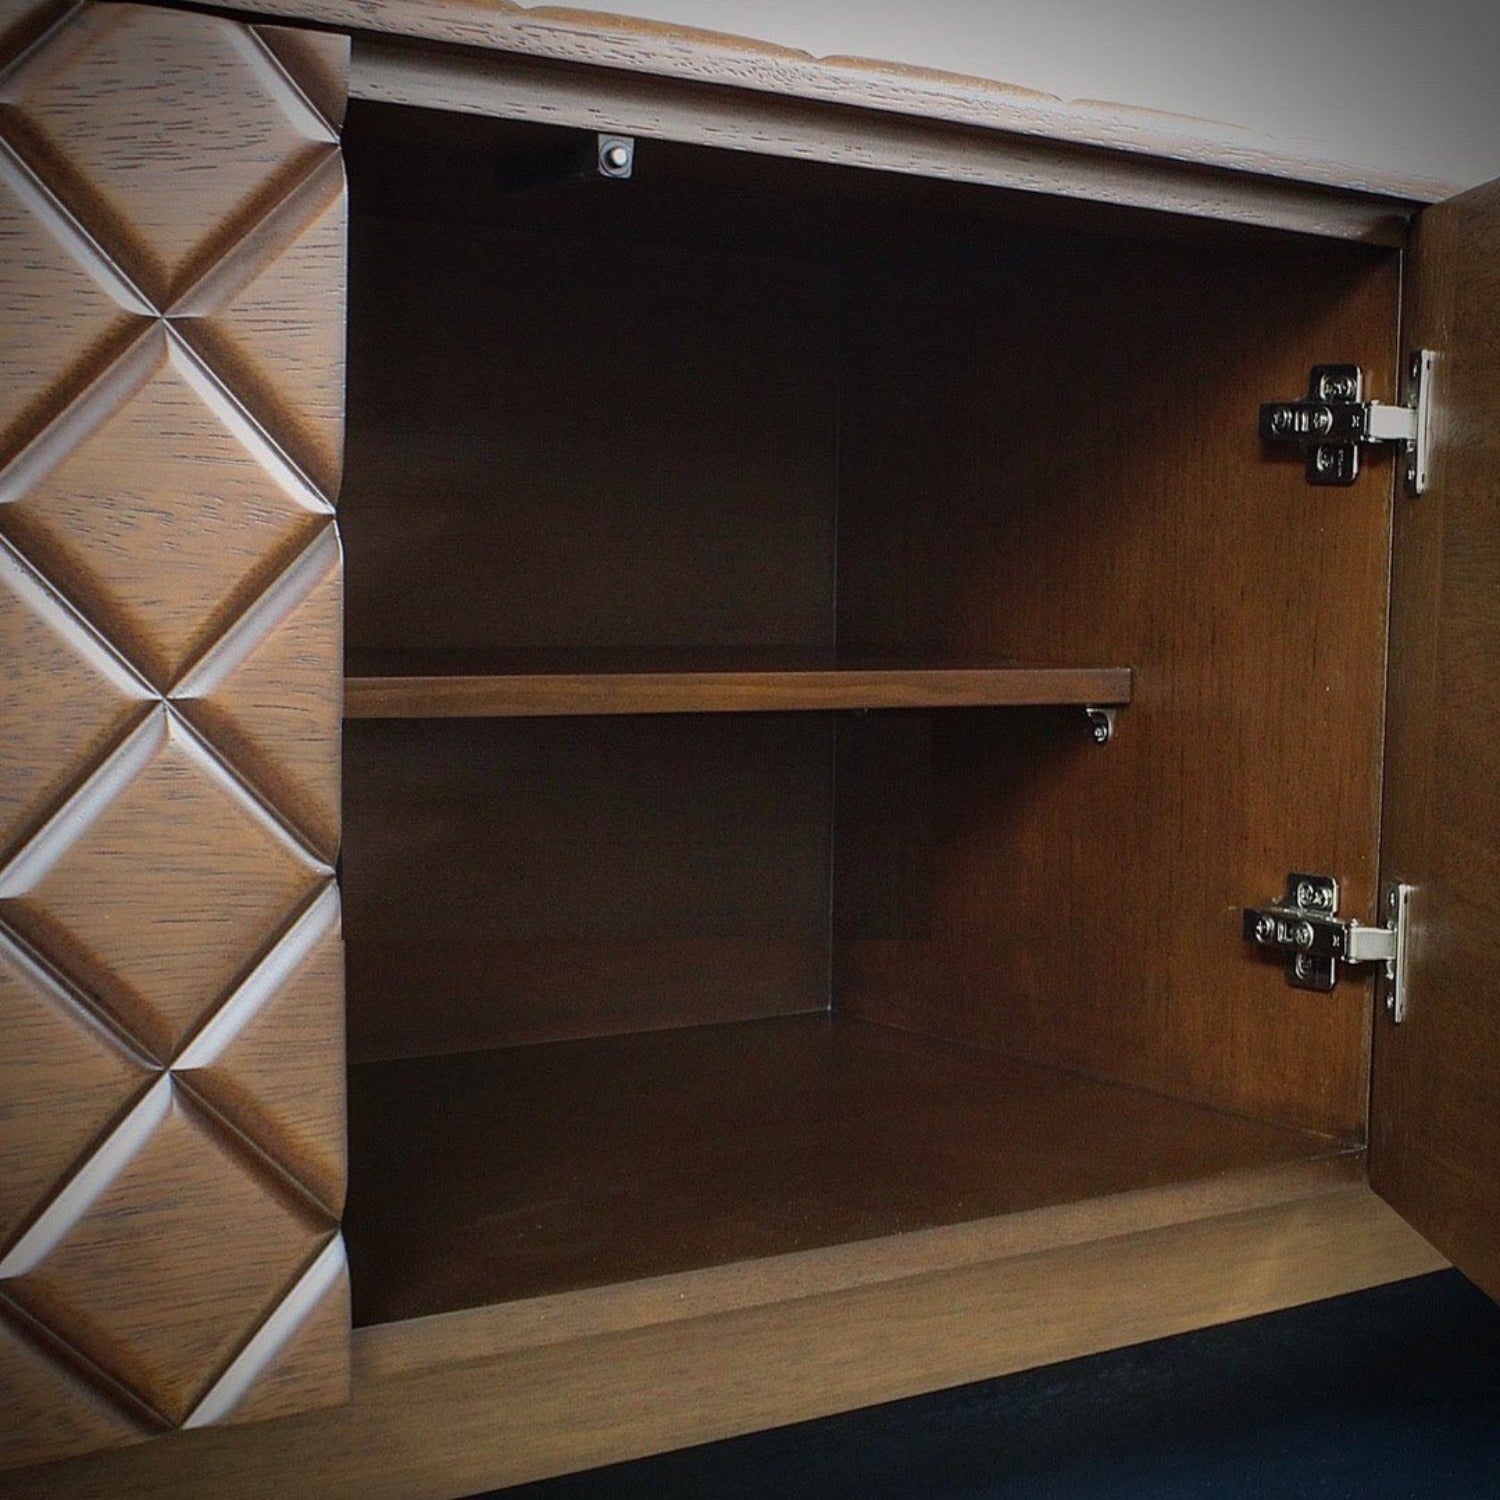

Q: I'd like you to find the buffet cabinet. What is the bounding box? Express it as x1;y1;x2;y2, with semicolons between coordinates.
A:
0;2;1494;1495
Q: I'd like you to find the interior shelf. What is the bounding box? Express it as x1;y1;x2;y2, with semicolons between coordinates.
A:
344;1013;1345;1326
343;649;1132;719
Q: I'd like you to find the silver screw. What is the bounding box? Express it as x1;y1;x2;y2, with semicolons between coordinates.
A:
1270;407;1294;434
1293;954;1316;982
1314;447;1338;475
1319;372;1357;400
1293;921;1315;950
1254;915;1277;944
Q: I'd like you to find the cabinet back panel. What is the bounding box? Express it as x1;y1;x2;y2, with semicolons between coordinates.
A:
340;206;838;654
343;716;833;1060
835;234;1399;1139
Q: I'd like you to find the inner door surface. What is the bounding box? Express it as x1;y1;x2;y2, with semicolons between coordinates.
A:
1372;175;1500;1302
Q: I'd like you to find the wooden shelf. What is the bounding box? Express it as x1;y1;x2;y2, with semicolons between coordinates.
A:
344;1014;1345;1326
343;649;1132;718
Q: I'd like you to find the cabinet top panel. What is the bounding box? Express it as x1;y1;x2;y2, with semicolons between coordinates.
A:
215;0;1450;235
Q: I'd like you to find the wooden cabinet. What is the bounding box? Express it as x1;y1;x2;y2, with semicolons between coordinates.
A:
0;3;1494;1494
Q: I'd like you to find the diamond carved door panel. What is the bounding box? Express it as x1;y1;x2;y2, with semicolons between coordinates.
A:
0;1;348;1470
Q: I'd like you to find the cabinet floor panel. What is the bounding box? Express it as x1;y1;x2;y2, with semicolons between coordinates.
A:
345;1014;1348;1326
343;648;1131;718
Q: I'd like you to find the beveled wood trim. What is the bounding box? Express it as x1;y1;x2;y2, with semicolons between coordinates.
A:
346;36;1413;245
343;657;1132;718
360;1155;1370;1373
0;1163;1445;1498
199;0;1454;205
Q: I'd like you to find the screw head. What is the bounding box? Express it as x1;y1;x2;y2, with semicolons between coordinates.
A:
1318;372;1357;401
1292;921;1315;950
1314;447;1338;475
1293;954;1316;982
1254;915;1277;944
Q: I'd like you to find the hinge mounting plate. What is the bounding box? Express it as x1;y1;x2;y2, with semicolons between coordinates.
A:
1260;352;1433;495
1243;873;1413;1018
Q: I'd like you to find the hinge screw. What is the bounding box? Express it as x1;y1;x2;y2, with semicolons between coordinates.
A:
1318;372;1358;400
1295;879;1333;911
1253;915;1277;944
1293;954;1317;982
1292;920;1315;950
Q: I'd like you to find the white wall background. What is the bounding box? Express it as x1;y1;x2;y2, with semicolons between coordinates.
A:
585;0;1500;192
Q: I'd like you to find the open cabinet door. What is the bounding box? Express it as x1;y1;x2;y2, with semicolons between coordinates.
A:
0;2;349;1468
1371;177;1500;1302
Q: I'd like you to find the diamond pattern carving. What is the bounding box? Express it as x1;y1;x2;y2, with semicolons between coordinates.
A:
0;707;328;1060
1;1077;333;1426
0;932;149;1250
0;2;349;1463
0;4;338;308
0;324;330;688
172;151;347;501
177;884;346;1215
0;1304;157;1471
0;541;151;857
0;151;147;458
174;524;343;862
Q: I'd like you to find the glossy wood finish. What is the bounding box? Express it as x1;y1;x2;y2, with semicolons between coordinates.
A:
342;714;833;1060
1371;177;1500;1303
832;230;1400;1139
0;3;350;1466
0;1161;1445;1500
344;649;1131;718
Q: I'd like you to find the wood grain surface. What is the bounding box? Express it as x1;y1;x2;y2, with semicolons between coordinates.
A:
1370;177;1500;1302
349;38;1412;246
344;1014;1347;1323
226;0;1453;204
345;649;1131;718
342;714;833;1060
831;224;1400;1139
0;1166;1445;1499
0;2;351;1464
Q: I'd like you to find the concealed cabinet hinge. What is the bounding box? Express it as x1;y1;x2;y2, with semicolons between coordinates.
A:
1260;352;1434;495
1243;874;1413;1020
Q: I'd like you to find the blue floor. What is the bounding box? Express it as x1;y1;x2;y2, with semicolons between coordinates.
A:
493;1270;1500;1498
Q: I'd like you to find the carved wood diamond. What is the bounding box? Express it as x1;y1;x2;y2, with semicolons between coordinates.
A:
0;151;147;458
0;1076;333;1426
0;1;349;1462
0;324;331;688
0;706;329;1060
0;932;150;1250
0;541;151;857
0;4;339;308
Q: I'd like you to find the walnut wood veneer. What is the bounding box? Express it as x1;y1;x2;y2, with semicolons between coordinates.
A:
0;2;349;1468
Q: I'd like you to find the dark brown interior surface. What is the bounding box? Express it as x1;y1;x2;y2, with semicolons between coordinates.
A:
340;102;1400;1166
343;715;834;1061
830;203;1399;1139
345;1013;1347;1325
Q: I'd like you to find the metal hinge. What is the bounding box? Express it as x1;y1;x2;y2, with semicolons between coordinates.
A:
1243;874;1413;1020
1260;352;1434;495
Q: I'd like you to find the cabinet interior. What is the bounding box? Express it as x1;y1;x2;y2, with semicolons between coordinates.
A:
338;99;1401;1328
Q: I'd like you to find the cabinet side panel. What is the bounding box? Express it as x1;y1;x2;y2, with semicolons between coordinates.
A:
835;229;1399;1138
0;4;350;1467
1371;179;1500;1302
